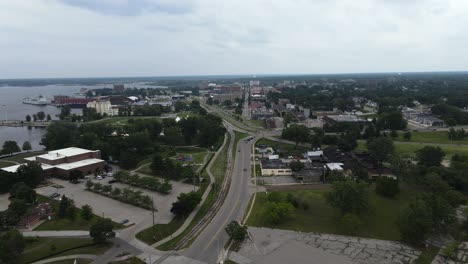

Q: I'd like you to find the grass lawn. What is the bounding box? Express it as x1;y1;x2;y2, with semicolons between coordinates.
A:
246;185;420;242
1;151;46;163
34;195;124;231
110;257;146;264
256;138;308;156
19;237;110;264
0;160;15;168
46;259;92;264
397;131;468;145
252;164;261;177
414;246;440;264
89;116;161;126
136;216;185;245
357;141;468;157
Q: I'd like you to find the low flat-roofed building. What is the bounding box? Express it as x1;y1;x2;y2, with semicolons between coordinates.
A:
1;147;105;178
260;160;292;176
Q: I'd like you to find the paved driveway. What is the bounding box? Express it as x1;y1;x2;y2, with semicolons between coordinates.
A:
36;176;197;226
0;193;10;211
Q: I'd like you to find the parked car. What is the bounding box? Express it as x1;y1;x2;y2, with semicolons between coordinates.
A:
120;219;129;224
106;172;113;177
96;176;103;180
50;193;60;199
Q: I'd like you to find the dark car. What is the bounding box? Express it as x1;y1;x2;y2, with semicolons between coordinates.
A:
50;193;60;198
120;219;129;225
108;179;117;184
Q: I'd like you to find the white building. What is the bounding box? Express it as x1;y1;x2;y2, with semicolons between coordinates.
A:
87;100;118;116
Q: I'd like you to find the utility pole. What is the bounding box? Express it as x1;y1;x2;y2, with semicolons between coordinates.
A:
151;196;156;239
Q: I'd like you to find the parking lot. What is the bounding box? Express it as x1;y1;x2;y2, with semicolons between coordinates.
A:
36;174;197;226
258;175;298;185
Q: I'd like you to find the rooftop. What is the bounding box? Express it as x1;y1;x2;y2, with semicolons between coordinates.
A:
36;147;98;161
54;158;104;171
1;163;54;173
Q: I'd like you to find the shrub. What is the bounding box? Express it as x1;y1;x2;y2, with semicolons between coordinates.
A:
263;202;294;224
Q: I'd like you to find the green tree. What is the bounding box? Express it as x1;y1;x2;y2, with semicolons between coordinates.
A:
16;162;43;188
69;170;83;184
2;141;21;156
46;114;52;121
37;111;45;121
417;146;445;167
263;202;294;224
281;124;310;148
85;180;94;190
367;137;394;176
170;191;202;216
89;218;115;243
58;195;69;218
22;141;32;152
399;198;433;244
225;221;248;241
289;160;305;172
9;182;36;204
25;115;31;122
81;204;93;220
0;230;25;263
8;199;29;217
375;177;399;198
390;129;398;139
325;180;369;214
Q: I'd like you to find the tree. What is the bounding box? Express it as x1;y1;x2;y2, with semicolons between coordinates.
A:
81;204;93;220
170;191;202;216
263;202;294;224
375;177;399;198
281;124;310;148
403;131;412;141
22;141;32;152
174;101;187;112
399;198;433;244
1;141;20;156
69;170;83;183
9;182;36;204
417;146;445;167
89;218;115;243
340;213;362;235
150;153;165;174
0;230;25;263
58;195;69;218
289;160;305;172
367;137;394;176
66;199;77;220
225;221;248;241
8;199;29;217
325;180;369;214
378;111;407;130
37;111;45;121
390;129;398;139
25;115;31;122
85;180;94;190
46;114;52;121
60;105;71;119
16;162;43;188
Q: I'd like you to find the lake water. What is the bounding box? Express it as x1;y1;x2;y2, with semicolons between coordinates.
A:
0;84;85;151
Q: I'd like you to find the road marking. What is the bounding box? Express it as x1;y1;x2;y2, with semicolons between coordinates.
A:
202;198;240;251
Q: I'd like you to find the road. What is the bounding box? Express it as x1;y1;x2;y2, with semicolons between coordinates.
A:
182;122;254;263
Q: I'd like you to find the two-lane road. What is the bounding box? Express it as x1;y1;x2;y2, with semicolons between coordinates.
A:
182;124;254;263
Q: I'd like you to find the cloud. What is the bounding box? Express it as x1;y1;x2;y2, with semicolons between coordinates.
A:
0;0;468;78
57;0;195;16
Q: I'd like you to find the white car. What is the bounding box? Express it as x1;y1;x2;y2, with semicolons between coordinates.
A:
106;172;113;177
96;176;103;180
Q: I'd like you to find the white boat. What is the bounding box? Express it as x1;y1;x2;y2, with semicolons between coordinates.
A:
23;95;48;105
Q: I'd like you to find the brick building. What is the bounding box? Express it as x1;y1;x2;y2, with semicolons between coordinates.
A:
1;147;105;177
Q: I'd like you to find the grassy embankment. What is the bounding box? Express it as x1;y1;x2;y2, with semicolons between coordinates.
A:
18;237;110;264
155;132;232;250
136;133;232;248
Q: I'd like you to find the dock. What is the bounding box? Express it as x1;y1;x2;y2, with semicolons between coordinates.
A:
0;120;51;128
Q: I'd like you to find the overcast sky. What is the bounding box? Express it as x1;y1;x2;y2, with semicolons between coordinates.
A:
1;0;468;78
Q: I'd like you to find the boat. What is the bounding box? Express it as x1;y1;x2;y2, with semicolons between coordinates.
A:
23;95;48;105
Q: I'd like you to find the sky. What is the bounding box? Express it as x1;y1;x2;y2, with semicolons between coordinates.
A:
1;0;468;78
